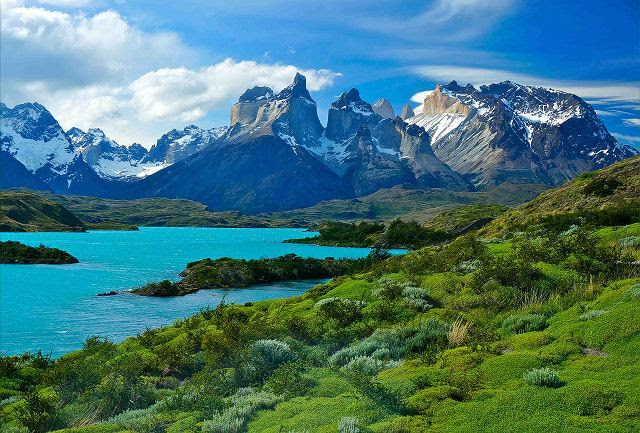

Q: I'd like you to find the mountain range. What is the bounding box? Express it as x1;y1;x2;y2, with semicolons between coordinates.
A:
1;75;636;213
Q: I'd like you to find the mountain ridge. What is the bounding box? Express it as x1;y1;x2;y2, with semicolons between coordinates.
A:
1;77;636;213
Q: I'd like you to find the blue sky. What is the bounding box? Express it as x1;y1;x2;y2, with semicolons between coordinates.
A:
1;0;638;148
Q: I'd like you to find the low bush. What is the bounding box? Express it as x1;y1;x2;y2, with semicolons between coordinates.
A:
502;314;548;334
202;387;282;433
329;320;449;367
338;416;362;433
580;309;605;321
523;367;562;388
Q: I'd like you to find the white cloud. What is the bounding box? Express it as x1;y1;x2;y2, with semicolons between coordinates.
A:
36;0;96;6
0;1;341;146
1;1;198;93
409;65;640;105
612;133;640;144
358;0;517;41
129;60;341;123
623;118;640;126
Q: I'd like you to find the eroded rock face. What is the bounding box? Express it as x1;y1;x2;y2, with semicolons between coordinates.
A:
421;84;472;116
230;86;274;126
372;98;395;119
325;88;382;142
227;73;324;149
400;104;415;120
341;126;414;196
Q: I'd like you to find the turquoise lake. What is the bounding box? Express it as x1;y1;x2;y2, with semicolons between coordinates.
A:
0;227;393;357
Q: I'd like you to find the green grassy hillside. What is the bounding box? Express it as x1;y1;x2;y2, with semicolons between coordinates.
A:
484;155;640;236
1;163;638;432
270;182;546;224
0;190;86;232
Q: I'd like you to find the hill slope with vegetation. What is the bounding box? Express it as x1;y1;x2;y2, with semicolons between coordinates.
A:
37;182;545;229
1;162;638;433
0;190;137;232
0;190;86;232
483;155;640;236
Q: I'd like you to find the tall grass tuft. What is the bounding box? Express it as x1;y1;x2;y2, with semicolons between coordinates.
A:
448;317;471;347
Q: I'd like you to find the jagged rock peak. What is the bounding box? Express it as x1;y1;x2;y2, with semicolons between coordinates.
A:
400;104;415;120
422;83;472;116
65;127;85;144
333;88;366;109
275;72;314;102
372;98;395;118
86;127;106;137
238;86;274;103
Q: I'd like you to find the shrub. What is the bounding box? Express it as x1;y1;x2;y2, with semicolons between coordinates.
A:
315;297;366;326
618;236;640;248
338;416;361;433
401;286;433;312
374;277;405;300
250;340;294;368
580;309;606;321
342;356;400;376
502;314;548;334
264;363;313;397
624;283;640;300
329;319;448;366
523;367;562;388
455;259;483;274
582;176;622;197
203;388;282;433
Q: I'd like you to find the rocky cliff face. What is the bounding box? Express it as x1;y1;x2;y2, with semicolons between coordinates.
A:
226;73;324;151
400;104;415;120
372;99;395;119
133;74;351;213
325;88;382;142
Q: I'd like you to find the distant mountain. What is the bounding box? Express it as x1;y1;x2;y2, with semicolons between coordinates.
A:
1;78;636;214
69;128;155;179
133;74;352;213
407;81;637;187
0;150;50;191
0;101;226;191
400;104;415;120
143;124;228;166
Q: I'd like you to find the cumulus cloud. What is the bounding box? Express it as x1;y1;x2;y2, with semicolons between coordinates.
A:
129;60;341;122
0;1;340;146
1;0;198;92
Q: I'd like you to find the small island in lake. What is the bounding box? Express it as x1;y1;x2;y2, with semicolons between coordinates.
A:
131;252;388;296
0;240;79;264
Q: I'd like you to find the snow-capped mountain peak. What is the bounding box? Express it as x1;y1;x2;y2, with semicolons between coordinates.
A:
406;80;638;186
